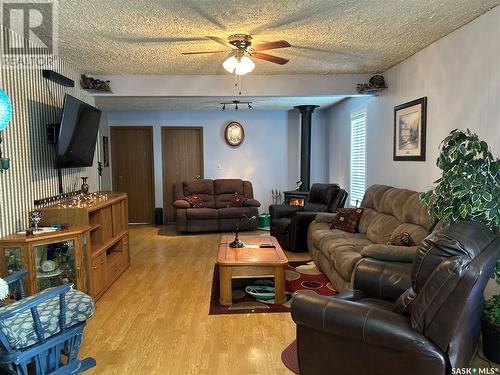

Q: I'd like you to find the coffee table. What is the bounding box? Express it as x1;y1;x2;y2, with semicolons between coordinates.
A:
217;235;288;306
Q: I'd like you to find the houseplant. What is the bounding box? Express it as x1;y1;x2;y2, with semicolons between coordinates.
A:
420;128;500;362
482;294;500;363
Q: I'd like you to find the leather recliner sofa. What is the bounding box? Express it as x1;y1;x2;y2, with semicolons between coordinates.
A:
173;179;260;233
292;222;499;375
269;183;348;252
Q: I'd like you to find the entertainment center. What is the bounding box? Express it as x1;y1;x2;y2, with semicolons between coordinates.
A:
0;193;129;301
38;192;129;300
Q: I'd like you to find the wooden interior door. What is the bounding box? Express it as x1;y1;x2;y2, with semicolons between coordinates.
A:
111;127;155;223
162;127;204;223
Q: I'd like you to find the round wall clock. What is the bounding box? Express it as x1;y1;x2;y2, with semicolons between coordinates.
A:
224;121;244;147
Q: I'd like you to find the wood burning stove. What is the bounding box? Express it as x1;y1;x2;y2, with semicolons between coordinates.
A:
278;105;318;208
283;191;309;206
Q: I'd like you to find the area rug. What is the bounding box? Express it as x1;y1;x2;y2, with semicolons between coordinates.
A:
281;340;299;374
209;261;337;315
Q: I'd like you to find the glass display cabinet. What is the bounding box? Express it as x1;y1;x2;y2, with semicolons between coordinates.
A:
0;227;90;296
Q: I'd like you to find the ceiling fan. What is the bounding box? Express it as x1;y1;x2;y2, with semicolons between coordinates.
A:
182;34;291;75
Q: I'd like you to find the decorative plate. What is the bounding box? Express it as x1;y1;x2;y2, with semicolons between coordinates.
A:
244;285;275;300
224;121;244;146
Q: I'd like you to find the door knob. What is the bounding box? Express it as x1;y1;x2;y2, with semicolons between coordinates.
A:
118;176;123;179
196;175;201;179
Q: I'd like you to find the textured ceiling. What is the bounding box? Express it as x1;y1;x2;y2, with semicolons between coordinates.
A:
94;96;346;111
57;0;500;75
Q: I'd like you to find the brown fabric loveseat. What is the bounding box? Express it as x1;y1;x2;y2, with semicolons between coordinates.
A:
308;184;433;291
173;179;260;233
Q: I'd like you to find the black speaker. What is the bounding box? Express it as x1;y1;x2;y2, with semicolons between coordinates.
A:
42;70;75;87
154;208;164;225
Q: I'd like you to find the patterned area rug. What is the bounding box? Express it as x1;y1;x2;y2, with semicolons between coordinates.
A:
281;340;299;374
209;261;337;315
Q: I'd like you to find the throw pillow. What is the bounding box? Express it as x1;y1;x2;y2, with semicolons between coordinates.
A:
330;208;364;233
387;231;414;246
184;195;205;208
229;193;246;207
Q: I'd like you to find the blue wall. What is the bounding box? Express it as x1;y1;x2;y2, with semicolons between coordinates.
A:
106;109;329;211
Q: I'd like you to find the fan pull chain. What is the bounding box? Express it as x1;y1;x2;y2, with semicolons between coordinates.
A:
233;73;243;95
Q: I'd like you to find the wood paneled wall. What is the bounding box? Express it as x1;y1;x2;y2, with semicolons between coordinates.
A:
0;26;98;236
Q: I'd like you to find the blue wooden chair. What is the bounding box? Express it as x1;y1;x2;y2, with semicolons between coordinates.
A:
0;269;96;374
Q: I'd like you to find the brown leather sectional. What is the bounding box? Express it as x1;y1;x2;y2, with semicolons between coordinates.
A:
292;221;499;374
172;179;260;233
307;184;433;291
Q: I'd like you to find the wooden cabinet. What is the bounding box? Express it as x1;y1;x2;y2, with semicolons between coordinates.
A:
91;253;107;297
38;192;129;300
0;228;90;296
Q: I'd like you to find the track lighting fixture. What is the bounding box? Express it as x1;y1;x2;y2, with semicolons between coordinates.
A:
220;100;253;111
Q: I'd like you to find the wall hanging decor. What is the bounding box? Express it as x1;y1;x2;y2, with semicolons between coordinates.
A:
224;121;244;147
80;74;112;93
0;89;12;172
393;97;427;161
0;89;12;131
356;74;387;95
102;136;109;167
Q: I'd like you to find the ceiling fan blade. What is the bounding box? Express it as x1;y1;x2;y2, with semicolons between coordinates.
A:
252;52;289;65
206;36;234;49
253;40;291;51
182;50;227;55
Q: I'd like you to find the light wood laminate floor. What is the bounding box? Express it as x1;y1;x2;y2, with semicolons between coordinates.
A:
80;225;310;374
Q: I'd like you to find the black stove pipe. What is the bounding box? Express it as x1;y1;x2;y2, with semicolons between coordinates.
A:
294;105;319;192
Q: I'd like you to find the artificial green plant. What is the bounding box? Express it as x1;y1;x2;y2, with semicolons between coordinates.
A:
484;294;500;325
420;129;500;284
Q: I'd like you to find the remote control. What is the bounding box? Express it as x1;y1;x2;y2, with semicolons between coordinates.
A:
260;243;275;248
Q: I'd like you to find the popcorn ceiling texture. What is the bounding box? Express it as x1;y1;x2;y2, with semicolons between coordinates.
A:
57;0;500;75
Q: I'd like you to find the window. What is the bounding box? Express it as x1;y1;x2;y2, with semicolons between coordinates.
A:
350;108;367;207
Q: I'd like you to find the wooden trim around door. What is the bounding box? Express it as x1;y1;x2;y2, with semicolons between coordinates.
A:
110;126;155;223
161;126;204;223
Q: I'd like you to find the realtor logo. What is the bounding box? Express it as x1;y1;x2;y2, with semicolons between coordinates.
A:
1;0;58;68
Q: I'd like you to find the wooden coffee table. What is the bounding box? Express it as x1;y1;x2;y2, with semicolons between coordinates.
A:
217;235;289;306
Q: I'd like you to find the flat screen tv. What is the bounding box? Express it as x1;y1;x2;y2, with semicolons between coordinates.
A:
55;94;101;168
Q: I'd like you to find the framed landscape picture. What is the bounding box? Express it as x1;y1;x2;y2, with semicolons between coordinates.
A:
393;97;427;161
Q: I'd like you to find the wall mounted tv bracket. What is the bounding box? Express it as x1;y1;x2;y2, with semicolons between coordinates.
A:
47;123;60;144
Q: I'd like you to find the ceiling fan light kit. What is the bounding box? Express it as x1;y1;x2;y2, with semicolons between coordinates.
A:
183;34;290;76
223;54;255;75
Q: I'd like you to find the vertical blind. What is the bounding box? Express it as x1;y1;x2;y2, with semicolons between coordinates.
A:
350;108;367;207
